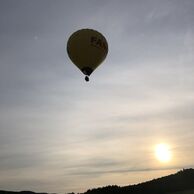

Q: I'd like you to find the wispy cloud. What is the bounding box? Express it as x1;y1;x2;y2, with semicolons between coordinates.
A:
0;0;194;193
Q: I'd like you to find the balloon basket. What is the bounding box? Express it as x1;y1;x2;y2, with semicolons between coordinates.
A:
85;76;89;82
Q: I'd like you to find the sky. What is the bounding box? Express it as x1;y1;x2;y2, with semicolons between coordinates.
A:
0;0;194;193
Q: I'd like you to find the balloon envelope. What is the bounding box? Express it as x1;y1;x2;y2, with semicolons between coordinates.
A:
67;29;108;76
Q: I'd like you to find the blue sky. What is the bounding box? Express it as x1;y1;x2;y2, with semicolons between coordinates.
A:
0;0;194;193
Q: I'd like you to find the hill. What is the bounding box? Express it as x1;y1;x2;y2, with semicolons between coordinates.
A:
82;168;194;194
167;189;194;194
1;169;194;194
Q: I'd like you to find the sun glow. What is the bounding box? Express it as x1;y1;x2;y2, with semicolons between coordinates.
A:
155;143;172;163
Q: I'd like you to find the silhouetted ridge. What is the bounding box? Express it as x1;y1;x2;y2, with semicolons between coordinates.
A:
1;169;194;194
83;168;194;194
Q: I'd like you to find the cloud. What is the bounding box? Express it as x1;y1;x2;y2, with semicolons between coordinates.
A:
0;0;194;193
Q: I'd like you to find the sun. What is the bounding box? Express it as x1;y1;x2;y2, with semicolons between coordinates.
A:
155;143;172;163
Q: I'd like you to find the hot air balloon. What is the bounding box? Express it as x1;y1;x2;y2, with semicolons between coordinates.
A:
67;29;108;81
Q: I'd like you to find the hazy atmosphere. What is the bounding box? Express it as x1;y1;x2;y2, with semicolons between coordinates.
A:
0;0;194;193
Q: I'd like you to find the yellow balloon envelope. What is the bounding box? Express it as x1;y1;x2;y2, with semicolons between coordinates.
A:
67;29;108;81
